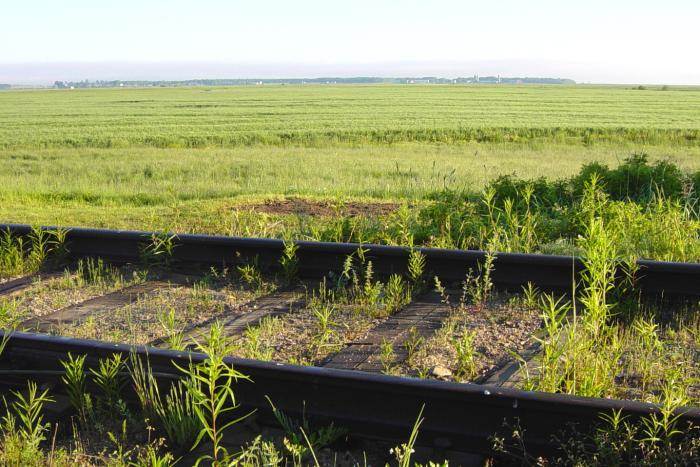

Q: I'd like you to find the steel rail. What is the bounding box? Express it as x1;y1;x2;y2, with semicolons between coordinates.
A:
2;223;700;296
0;330;698;456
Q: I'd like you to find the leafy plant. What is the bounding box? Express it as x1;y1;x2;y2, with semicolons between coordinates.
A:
140;233;177;268
90;353;126;412
267;397;347;464
521;282;539;309
2;381;54;452
233;435;283;466
407;248;426;290
280;240;299;284
461;251;496;310
390;405;425;467
380;338;396;374
241;321;275;361
61;353;93;428
174;323;254;465
311;301;337;349
384;273;410;316
157;306;185;351
75;256;121;288
403;327;424;365
154;379;202;452
237;260;265;292
433;276;449;304
453;330;478;380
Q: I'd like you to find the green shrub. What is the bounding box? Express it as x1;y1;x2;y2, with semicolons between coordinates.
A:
572;153;686;202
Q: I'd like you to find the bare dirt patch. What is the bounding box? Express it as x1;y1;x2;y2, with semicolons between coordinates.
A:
242;198;399;217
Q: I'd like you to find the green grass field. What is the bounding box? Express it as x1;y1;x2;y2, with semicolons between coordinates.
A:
1;84;699;233
2;85;699;148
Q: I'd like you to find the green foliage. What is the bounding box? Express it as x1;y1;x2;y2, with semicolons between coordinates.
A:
384;274;411;315
0;298;21;330
267;398;346;464
154;380;202;452
174;323;253;466
403;327;424;365
237;259;265;292
390;405;424;467
2;382;54;453
461;251;496;309
75;257;121;288
497;399;700;465
233;436;283;466
140;233;177;268
129;354;202;452
380;338;396;374
0;228;68;279
157;306;185;351
407;249;426;290
311;301;337;350
60;353;93;429
279;240;299;284
90;353;126;412
521;282;540;309
572;153;686;202
453;331;478;380
237;317;281;362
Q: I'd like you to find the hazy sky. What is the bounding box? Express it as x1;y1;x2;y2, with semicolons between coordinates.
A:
1;0;699;84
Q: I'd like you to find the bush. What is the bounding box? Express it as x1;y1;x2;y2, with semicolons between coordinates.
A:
487;174;569;209
571;153;685;202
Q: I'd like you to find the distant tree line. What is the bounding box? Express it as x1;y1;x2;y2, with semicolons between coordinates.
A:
0;84;11;90
52;76;576;89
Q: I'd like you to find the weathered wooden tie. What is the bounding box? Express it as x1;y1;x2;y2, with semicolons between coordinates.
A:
0;272;63;297
483;321;565;387
156;285;309;348
482;340;541;387
323;291;450;372
20;280;174;333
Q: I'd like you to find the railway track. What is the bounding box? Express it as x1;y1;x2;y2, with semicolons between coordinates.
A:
2;223;700;296
1;223;700;459
2;330;699;458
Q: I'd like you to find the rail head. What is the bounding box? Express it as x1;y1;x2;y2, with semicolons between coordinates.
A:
2;223;699;296
2;330;699;455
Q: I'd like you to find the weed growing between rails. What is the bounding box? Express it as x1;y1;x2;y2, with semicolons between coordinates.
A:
173;323;254;465
491;409;700;465
396;252;541;382
0;260;150;332
139;233;178;269
229;247;425;367
0;227;68;281
331;247;416;318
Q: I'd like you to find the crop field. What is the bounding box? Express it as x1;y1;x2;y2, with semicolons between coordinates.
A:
1;85;699;149
1;84;700;240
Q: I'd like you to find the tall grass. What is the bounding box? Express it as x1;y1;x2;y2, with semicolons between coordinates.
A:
522;176;697;404
0;228;67;279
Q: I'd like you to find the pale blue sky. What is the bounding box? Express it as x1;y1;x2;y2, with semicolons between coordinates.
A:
1;0;698;84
